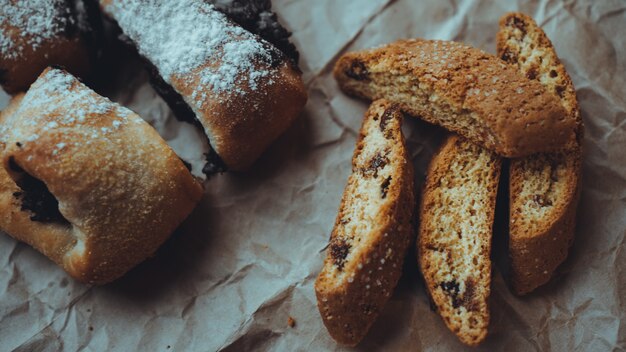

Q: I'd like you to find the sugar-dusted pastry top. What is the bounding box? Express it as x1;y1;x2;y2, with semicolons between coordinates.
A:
101;0;281;98
0;0;77;60
0;68;203;284
208;0;299;64
100;0;307;171
0;68;134;145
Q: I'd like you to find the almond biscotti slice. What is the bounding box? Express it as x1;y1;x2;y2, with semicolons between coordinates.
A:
497;12;583;295
418;135;501;346
334;39;576;158
315;99;414;346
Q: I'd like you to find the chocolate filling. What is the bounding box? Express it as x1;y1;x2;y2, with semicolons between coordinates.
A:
208;0;300;64
9;157;69;224
104;0;298;177
0;68;7;85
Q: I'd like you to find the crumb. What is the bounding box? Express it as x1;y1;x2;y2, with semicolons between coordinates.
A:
287;316;296;328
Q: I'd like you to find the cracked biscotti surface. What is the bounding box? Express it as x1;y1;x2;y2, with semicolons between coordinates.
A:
334;39;575;158
497;12;583;295
418;135;501;346
315;99;414;346
0;68;203;284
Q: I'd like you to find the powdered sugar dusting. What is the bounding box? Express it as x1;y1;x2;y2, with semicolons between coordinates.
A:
103;0;276;97
3;69;134;151
0;0;74;59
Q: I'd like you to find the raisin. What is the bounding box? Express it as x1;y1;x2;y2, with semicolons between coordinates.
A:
500;50;517;63
526;67;538;80
379;106;398;138
361;152;388;178
550;70;558;78
555;85;566;97
346;60;369;81
533;194;552;207
510;16;527;34
381;176;392;198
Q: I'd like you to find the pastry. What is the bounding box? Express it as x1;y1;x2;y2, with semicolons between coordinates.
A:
315;99;414;346
0;0;95;94
418;135;501;346
0;68;203;284
99;0;307;172
497;12;583;295
333;39;575;158
208;0;299;64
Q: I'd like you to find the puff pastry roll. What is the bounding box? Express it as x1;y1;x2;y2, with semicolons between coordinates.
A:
0;0;95;94
0;68;203;284
99;0;307;172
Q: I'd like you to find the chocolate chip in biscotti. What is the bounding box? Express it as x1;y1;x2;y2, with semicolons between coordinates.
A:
330;238;351;270
345;60;369;81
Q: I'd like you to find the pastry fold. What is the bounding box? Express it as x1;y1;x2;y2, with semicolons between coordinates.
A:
0;68;203;284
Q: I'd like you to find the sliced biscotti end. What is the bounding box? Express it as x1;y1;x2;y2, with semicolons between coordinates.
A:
498;12;583;295
418;135;501;346
508;149;582;295
315;99;414;346
497;12;582;146
333;39;575;158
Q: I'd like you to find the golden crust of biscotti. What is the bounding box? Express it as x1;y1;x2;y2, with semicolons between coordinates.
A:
99;0;307;171
497;12;583;295
315;99;414;346
0;68;203;285
334;39;576;158
0;1;91;94
418;135;501;346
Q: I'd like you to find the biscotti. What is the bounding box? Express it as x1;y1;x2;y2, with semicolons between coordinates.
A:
99;0;307;172
497;12;583;295
0;0;94;94
0;68;203;284
418;135;501;346
334;39;576;158
315;99;414;346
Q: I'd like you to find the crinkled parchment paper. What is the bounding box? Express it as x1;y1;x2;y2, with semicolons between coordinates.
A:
1;0;625;350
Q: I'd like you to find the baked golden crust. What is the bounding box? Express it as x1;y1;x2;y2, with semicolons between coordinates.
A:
334;39;575;158
0;68;203;284
99;0;307;171
172;61;307;170
497;13;583;295
0;1;91;94
418;135;501;346
315;100;414;346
